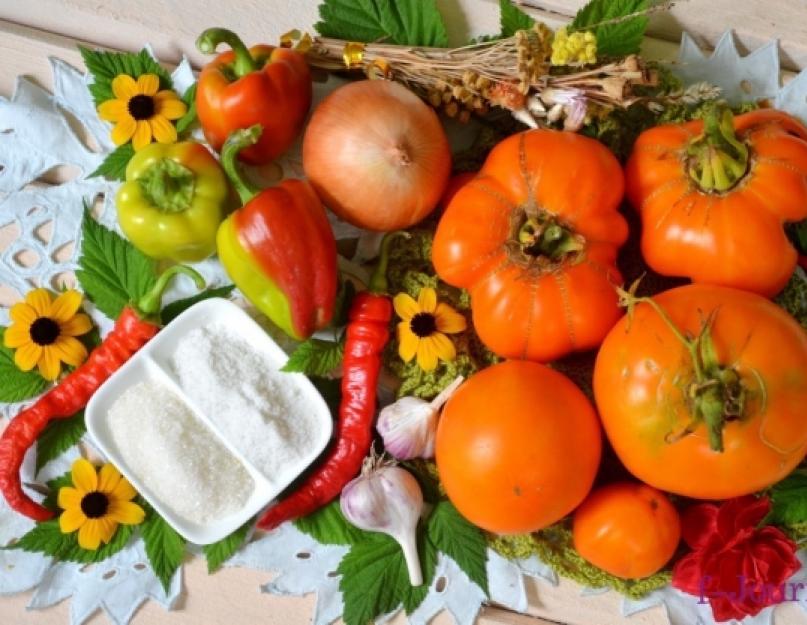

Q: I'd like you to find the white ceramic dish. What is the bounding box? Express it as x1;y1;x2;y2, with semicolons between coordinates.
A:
85;298;333;545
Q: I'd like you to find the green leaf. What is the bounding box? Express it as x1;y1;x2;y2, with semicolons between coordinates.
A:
41;471;74;513
176;83;198;135
500;0;535;37
281;338;344;376
770;470;807;527
141;503;186;592
338;528;437;625
570;0;649;57
87;143;134;181
0;327;50;403
316;0;448;47
75;207;157;319
160;284;235;325
12;518;135;563
35;411;86;475
79;46;172;106
203;518;252;573
294;501;365;546
426;501;488;595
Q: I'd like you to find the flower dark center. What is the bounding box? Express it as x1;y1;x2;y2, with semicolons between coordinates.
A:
410;312;437;338
128;94;155;120
80;492;109;519
29;317;60;346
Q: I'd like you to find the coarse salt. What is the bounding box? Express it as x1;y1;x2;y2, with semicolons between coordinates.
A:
170;321;323;486
106;379;254;525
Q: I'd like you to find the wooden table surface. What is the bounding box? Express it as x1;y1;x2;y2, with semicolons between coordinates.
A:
0;2;805;625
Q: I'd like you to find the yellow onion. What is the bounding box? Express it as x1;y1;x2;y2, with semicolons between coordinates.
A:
302;80;451;231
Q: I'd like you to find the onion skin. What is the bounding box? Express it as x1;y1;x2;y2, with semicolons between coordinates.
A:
303;80;451;232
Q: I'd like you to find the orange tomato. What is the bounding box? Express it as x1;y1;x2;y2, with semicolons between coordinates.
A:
435;360;601;534
625;109;807;297
594;284;807;499
573;482;681;579
432;129;628;362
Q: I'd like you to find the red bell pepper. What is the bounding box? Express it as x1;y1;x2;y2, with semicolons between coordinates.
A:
196;28;312;164
217;125;337;339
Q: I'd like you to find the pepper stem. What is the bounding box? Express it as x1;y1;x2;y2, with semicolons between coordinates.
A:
137;265;206;317
196;28;257;78
686;105;749;193
138;158;195;213
221;125;263;204
617;281;749;453
368;231;410;294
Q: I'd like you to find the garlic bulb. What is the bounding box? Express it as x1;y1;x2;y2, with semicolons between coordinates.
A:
340;455;424;585
377;376;464;460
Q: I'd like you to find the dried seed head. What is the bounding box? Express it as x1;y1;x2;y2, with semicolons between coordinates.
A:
444;101;459;117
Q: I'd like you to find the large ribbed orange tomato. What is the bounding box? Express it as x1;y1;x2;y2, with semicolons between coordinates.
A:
432;130;628;362
594;284;807;499
626;108;807;297
435;360;602;534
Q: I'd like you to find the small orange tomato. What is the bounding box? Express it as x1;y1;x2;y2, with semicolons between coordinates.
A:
435;360;601;534
573;482;681;579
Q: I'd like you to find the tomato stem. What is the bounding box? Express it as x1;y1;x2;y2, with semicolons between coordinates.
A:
518;216;583;261
617;282;748;453
687;106;749;193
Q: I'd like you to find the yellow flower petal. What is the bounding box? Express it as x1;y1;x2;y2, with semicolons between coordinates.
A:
59;506;87;534
97;464;122;495
415;334;439;372
111;74;138;100
49;290;82;323
150;115;177;144
14;342;42;372
397;321;418;363
434;303;467;335
3;323;32;349
78;519;102;550
25;289;53;317
97;517;119;544
9;301;37;325
393;293;419;321
136;73;159;96
107;499;146;525
57;486;83;511
71;458;98;493
429;332;456;363
110;476;138;502
37;346;62;381
53;336;88;368
154;91;187;120
417;287;437;313
132;120;152;150
60;313;93;337
111;115;137;146
97;98;127;122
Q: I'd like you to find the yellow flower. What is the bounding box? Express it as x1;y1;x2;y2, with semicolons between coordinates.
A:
97;74;187;151
551;28;597;66
394;287;467;372
4;289;93;381
58;458;145;551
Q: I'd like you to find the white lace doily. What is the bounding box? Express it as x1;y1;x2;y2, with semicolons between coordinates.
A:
1;32;807;625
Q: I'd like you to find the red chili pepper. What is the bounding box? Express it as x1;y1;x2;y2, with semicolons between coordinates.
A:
257;233;406;530
0;265;204;521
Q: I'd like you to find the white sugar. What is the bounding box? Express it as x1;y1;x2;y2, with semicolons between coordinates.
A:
106;380;254;525
170;322;322;486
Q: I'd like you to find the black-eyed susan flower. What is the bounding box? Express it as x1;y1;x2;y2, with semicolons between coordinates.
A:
4;289;93;381
98;74;187;150
58;458;145;551
394;287;467;372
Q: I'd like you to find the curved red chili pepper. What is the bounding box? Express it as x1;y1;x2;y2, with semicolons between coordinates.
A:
257;233;406;530
0;265;204;521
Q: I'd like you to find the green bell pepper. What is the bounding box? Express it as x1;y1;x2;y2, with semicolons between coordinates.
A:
117;141;229;262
